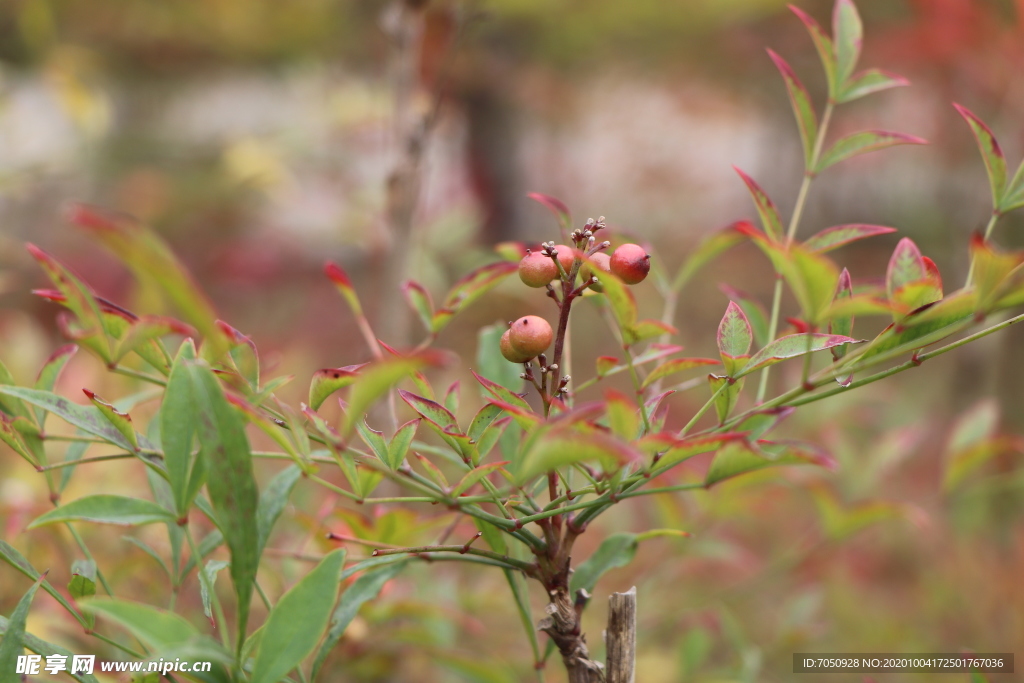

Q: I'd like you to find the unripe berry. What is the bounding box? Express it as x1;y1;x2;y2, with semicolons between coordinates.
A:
508;315;553;358
610;243;651;285
581;252;612;292
500;329;534;363
518;251;558;288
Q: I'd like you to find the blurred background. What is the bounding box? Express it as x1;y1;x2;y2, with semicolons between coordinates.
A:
1;0;1023;681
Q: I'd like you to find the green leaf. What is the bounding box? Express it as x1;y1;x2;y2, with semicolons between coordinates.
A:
324;261;364;318
0;613;100;683
954;103;1007;209
388;419;418;470
734;333;857;379
431;262;518;333
198;559;230;626
1002;158;1024;213
886;237;926;300
444;380;460;416
0;540;82;621
638;432;746;471
708;374;743;424
816;130;926;173
26;243;111;360
0;414;38;467
641;358;719;390
768;49;818;170
402;280;434;333
256;465;302;557
719;285;769;348
162;340;204;517
113;315;193;367
28;495;175;528
311;559;408;680
341;354;441;438
32;344;77;426
308;364;363;412
832;0;863;84
672;222;747;291
837;68;909;103
186;361;260;649
355;418;388;462
0;358;32;422
717;302;753;375
782;244;842;326
570;533;638;594
251;549;346;683
803;224;896;253
83;389;139;451
705;439;834;486
790;5;837;100
733;168;784;242
0;386;137;452
451;461;511;496
399;390;461;437
517;428;639;484
589;261;638;330
68;204;228;358
68;559;97;600
476;323;524;393
811;486;913;540
605;391;639;440
0;576;46;678
857;291;975;362
80;598;199;650
472;370;532;413
623;318;677;345
468;404;504;443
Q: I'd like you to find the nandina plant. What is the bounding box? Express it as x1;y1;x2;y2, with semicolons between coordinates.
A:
3;1;1024;682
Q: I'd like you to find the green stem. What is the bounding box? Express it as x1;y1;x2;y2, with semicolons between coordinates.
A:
679;382;728;438
110;365;167;386
756;101;834;403
370;545;537;576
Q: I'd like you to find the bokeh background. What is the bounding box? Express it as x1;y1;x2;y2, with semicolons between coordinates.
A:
1;0;1023;681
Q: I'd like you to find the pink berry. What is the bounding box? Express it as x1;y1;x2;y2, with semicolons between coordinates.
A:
610;243;651;285
508;315;553;358
500;329;534;363
551;244;577;273
518;251;558;288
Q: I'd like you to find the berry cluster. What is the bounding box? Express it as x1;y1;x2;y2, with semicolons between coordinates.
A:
500;216;651;408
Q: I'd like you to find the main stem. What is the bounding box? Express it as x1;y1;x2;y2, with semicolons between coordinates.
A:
756;102;834;403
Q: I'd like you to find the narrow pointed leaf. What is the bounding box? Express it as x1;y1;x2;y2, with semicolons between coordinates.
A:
83;389;138;451
526;192;572;232
28;495;175;528
838;68;909;103
80;598;199;650
0;576;45;678
0;613;100;683
308;365;364;411
639;432;746;471
790;4;837;99
817;130;927;173
341;353;443;437
641;358;719;389
569;533;639;594
672;221;749;291
32;344;77;425
186;361;260;647
472;370;532;413
954;103;1007;208
0;540;82;620
886;237;926;302
803;224;897;253
735;333;858;378
830;268;854;384
26;244;110;358
452;461;510;496
708;374;743;424
0;386;136;452
199;560;229;624
311;559;408;680
402;280;434;333
589;261;638;330
113;316;194;365
717;301;753;366
432;262;518;333
256;465;302;557
517;429;640;484
833;0;863;84
324;261;363;317
768;49;818;169
250;549;346;683
733;168;784;242
356;419;388;462
68;205;228;358
388;419;419;470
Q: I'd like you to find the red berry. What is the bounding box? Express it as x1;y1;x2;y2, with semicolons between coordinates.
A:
518;251;558;288
508;315;553;357
610;243;650;285
500;329;533;363
551;244;576;273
